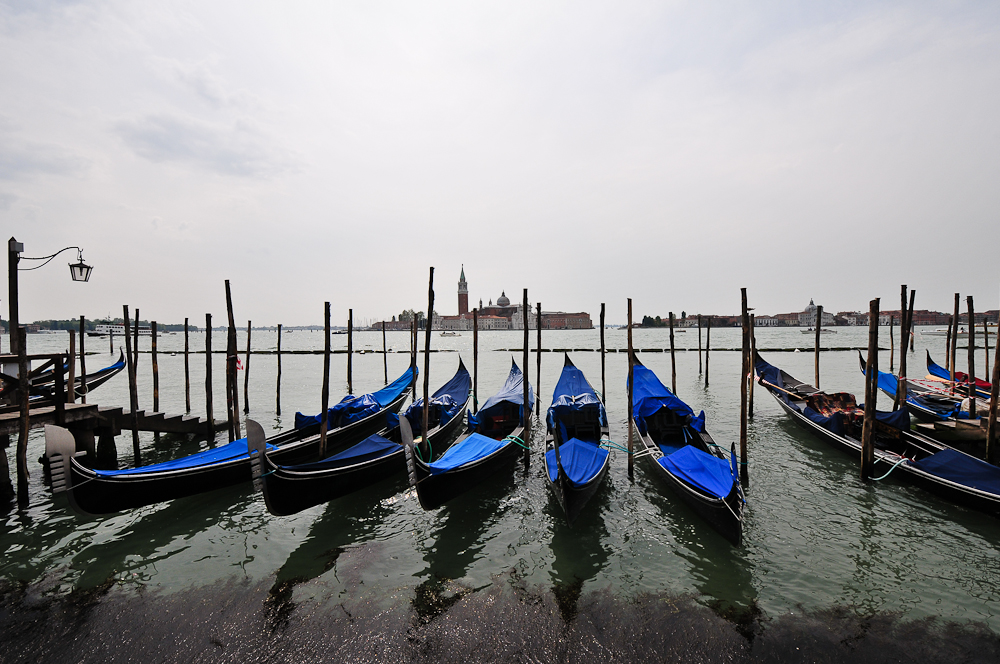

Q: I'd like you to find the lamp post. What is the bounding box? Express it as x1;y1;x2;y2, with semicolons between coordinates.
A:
7;236;93;354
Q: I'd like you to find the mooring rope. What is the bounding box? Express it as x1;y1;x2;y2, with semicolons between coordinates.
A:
871;456;910;481
504;434;529;450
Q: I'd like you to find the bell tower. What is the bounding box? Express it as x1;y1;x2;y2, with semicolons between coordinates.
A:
458;265;469;315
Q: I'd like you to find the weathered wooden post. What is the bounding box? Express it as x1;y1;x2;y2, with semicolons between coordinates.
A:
244;321;251;414
967;296;977;419
224;280;241;440
473;308;479;413
536;302;542;411
422;270;435;452
16;327;30;507
600;303;606;403
749;314;756;419
814;305;823;389
627;298;634;479
78;315;87;404
132;308;139;376
206;314;215;439
698;314;703;374
704;317;711;387
109;326;114;354
945;318;952;373
889;316;895;372
123;306;140;462
276;324;282;416
151;321;159;413
861;298;880;480
66;330;76;404
951;294;960;394
411;317;418;402
382;321;388;385
908;290;916;352
319;302;331;458
894;286;907;411
669;311;677;394
522;288;529;464
347;309;353;395
986;316;1000;465
984;318;990;381
184;318;191;413
740;288;750;487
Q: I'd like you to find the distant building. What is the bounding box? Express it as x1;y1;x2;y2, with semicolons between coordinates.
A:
798;299;836;327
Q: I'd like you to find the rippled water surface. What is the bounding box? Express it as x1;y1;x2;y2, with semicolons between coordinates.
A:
3;324;999;652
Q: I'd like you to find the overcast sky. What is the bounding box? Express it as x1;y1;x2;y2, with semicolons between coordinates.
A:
2;1;998;326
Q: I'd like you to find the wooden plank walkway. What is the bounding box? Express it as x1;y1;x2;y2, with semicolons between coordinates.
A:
0;403;225;437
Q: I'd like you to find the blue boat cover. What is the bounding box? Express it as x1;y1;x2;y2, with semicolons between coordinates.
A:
864;366;960;419
294;366;415;430
95;439;277;476
282;434;400;472
426;432;509;475
546;362;608;434
629;364;705;435
658;445;737;500
472;361;534;427
405;360;471;435
911;448;1000;495
545;438;609;487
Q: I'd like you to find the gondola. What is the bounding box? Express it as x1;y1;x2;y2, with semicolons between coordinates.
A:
756;352;1000;517
0;351;126;404
409;359;533;510
544;354;610;523
858;351;962;423
629;357;743;545
249;359;471;516
926;351;992;400
45;366;416;515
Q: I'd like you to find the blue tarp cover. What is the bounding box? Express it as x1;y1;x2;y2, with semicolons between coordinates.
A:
476;361;534;423
294;366;415;430
427;432;508;474
658;445;737;500
283;434;399;472
866;366;960;419
912;448;1000;495
629;364;705;435
545;438;609;487
95;439;277;476
545;362;608;433
405;361;471;434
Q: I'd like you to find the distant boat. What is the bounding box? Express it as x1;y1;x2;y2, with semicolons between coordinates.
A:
801;328;837;334
440;331;460;337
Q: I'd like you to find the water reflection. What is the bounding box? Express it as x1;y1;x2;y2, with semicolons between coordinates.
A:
548;481;612;622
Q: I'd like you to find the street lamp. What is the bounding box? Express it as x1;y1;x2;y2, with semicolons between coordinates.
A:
7;236;94;354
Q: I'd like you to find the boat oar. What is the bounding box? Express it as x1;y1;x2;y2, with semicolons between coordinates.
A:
757;378;808;401
400;416;419;490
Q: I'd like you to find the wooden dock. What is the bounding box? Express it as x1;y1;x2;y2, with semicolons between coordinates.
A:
0;402;226;438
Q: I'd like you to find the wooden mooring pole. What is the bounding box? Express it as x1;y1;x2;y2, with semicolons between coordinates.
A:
320;302;331;457
669;312;677;395
206;314;215;439
894;286;907;411
276;324;282;417
16;327;29;507
123;306;140;462
740;289;750;487
422;270;435;455
600;303;606;404
908;290;916;352
109;326;114;355
382;320;388;385
984;318;991;382
151;321;159;413
814;305;823;389
986;315;1000;466
704;317;711;387
889;316;895;372
78;315;87;404
749;314;756;419
347;309;353;395
473;309;479;413
945;318;952;373
224;280;241;440
244;321;251;414
132;308;139;377
698;314;703;374
861;298;880;480
410;317;417;402
627;298;634;480
522;288;529;464
67;330;76;404
951;294;960;394
184;318;190;413
968;296;977;419
536;302;542;412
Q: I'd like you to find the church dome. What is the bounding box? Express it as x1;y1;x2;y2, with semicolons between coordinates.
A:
497;291;510;307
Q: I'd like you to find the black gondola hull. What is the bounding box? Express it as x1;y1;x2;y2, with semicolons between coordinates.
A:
551;458;609;524
413;425;525;510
